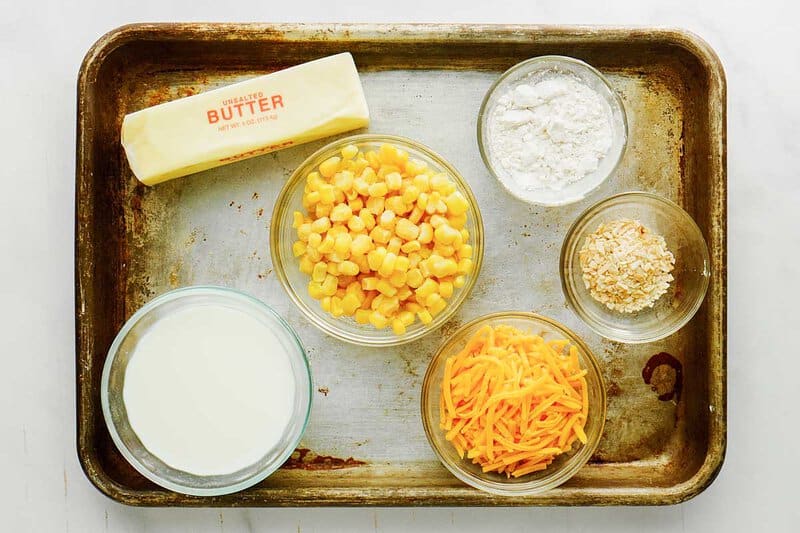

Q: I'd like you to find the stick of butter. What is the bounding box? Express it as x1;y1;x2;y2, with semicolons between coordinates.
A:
121;53;370;185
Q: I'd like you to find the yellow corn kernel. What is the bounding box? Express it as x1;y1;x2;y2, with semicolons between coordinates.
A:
408;207;424;224
428;294;447;316
458;244;473;259
362;290;377;310
369;311;389;329
378;143;398;163
341;144;359;160
434;244;455;257
297;223;312;241
355;309;371;324
329;296;345;317
400;240;421;254
398;310;415;327
317;234;335;254
458;258;474;274
460;228;470;242
319;156;341;178
415;278;439;299
361;276;379;291
429;214;448;228
388;270;407;288
431;258;458;277
385;172;403;191
339;293;360;315
425;192;441;215
430;173;450;192
307;232;322;248
334;233;352;256
386;237;401;256
434;224;459;244
310;217;331;234
304;190;321;206
308;281;324;300
312;261;328;282
354;177;370;196
333;170;354;191
368;182;389;198
379;209;396;229
416;192;429;211
348;216;366;232
361;166;377;182
445;191;469;216
376;279;397;297
299;256;314;275
454;275;466;288
367;247;387;271
385;196;408;216
351;158;369;175
292;211;304;229
291;240;306;257
394;218;420;241
319;184;336;205
425;292;443;308
439;281;454;299
366;196;385;216
417;309;433;325
321;274;338;296
397;287;413;301
321;296;332;312
401;185;420;204
394;255;410;272
376;295;400;316
326;262;340;276
413;174;430;192
330;203;352;222
369;226;392;244
314;203;332;219
306;170;323;187
359;209;376;230
349;197;364;213
345;188;359;202
305;247;322;262
351;234;373;255
404;301;423;313
392;319;406;335
418;247;432;259
447;213;467;230
378;252;397;277
407;268;424;288
328;224;347;237
338;260;360;277
418;223;433;244
406;159;427;176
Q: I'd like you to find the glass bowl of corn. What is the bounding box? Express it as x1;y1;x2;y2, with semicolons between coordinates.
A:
271;134;484;346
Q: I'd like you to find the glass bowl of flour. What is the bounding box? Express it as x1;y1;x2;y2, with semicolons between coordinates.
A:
478;56;627;206
101;286;312;496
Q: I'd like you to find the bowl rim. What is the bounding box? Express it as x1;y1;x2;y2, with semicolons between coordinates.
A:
100;285;313;497
420;311;607;496
270;133;485;347
477;55;628;207
559;190;711;343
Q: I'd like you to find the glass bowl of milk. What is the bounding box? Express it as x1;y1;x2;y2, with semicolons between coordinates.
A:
100;286;312;496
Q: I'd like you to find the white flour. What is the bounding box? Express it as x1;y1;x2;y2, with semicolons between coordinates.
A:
486;73;614;191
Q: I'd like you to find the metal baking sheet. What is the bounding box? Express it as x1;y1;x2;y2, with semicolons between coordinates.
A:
76;23;726;506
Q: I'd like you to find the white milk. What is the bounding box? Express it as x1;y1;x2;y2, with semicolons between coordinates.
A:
123;304;296;476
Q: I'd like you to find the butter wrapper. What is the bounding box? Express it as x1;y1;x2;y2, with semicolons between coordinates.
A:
121;53;370;185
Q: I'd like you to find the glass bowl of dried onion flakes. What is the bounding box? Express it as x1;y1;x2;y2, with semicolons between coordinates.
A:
560;191;710;343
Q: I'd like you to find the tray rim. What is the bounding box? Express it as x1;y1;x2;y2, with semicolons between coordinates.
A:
75;22;727;507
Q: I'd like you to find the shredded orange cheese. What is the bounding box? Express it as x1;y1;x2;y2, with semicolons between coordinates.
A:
440;324;589;478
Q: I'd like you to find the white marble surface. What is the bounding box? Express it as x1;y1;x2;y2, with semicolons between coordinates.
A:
1;0;797;531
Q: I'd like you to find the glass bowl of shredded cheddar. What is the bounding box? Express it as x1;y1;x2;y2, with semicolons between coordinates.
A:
272;134;483;346
420;312;606;495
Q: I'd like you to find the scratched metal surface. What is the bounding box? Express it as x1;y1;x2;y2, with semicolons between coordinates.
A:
76;24;726;506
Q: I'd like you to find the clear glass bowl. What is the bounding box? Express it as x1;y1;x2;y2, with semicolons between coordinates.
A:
100;286;312;496
560;192;711;343
478;55;627;206
271;134;484;346
420;312;606;496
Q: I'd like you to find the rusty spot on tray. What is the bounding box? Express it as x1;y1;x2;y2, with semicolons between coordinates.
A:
642;352;683;402
439;318;462;339
317;387;329;396
256;208;264;218
252;192;260;200
257;269;272;280
607;382;622;397
281;448;365;471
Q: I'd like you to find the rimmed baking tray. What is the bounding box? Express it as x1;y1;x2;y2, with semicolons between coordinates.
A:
76;23;726;506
